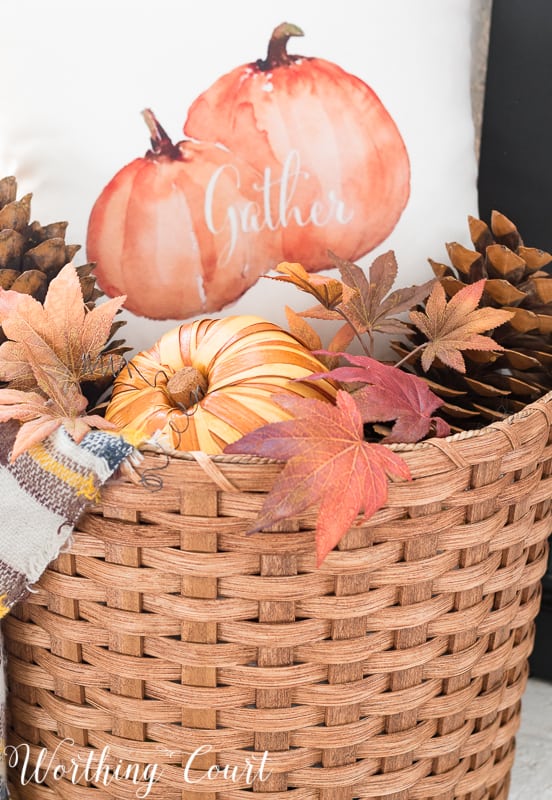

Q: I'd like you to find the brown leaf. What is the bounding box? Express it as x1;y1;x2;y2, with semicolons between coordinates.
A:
332;250;435;337
225;391;411;565
410;280;515;373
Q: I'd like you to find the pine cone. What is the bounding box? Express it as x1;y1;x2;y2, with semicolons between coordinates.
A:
392;211;552;429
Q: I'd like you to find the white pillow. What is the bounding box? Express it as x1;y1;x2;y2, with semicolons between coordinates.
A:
0;0;478;354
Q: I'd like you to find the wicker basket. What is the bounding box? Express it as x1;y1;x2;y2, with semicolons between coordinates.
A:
4;394;552;800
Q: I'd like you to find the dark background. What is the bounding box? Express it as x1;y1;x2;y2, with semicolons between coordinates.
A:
479;0;552;252
478;0;552;678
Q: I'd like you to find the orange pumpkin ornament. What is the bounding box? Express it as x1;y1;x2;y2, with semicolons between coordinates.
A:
87;110;273;321
105;315;337;454
184;23;410;270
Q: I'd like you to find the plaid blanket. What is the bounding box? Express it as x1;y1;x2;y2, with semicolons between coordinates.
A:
0;420;139;799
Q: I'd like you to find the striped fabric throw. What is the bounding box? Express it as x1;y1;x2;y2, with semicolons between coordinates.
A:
0;420;139;799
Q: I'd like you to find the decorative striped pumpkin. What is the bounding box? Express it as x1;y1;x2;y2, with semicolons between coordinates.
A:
105;315;337;454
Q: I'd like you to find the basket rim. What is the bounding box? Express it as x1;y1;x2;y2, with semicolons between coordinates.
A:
136;389;552;466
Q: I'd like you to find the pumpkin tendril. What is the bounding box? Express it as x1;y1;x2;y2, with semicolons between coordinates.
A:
133;451;170;492
117;362;171;390
168;412;196;449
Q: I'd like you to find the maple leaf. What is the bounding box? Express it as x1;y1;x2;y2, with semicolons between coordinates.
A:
0;263;125;459
0;386;116;461
269;261;344;309
410;279;515;373
225;391;411;565
0;293;52;388
330;251;436;337
309;353;451;443
0;264;126;387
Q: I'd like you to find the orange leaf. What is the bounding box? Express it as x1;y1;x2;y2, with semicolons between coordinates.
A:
0;389;50;423
284;306;322;352
410;280;515;373
0;262;127;459
0;290;45;330
327;323;356;354
225;391;411;565
0;263;126;390
23;345;87;418
0;341;35;388
270;262;344;309
81;296;126;365
11;418;62;461
0;293;50;360
43;263;86;364
63;414;117;443
299;304;342;322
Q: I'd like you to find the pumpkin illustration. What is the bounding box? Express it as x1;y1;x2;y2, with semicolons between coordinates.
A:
87;109;275;321
184;22;410;271
105;315;337;454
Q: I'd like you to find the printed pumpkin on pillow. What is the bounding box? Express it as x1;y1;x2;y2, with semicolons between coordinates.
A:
87;23;410;321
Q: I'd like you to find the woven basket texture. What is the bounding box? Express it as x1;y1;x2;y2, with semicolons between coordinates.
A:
4;393;552;800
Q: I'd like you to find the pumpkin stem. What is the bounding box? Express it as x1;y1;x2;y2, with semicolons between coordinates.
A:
142;108;181;160
258;22;304;71
166;367;208;409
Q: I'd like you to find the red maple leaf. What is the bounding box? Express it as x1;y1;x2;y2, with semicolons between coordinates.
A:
310;353;451;443
225;391;411;565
